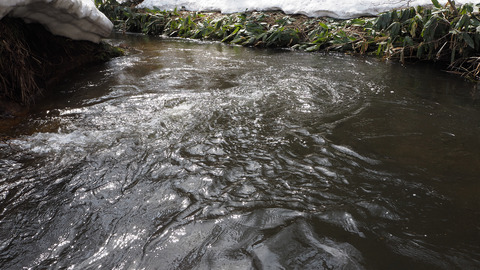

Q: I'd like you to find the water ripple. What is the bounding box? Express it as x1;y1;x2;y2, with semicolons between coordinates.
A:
1;36;479;269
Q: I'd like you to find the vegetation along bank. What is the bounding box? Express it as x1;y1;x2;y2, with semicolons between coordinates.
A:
98;0;480;81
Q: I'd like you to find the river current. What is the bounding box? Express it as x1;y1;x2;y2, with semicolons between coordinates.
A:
1;34;479;269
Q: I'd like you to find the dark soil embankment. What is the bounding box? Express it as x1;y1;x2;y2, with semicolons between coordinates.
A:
0;17;122;118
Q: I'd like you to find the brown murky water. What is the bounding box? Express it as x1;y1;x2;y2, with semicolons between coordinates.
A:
1;34;479;269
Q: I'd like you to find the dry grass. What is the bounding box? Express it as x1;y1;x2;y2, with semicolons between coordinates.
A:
448;56;480;81
0;17;122;110
0;18;40;105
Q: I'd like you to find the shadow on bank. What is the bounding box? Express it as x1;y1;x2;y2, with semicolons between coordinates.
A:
0;17;122;119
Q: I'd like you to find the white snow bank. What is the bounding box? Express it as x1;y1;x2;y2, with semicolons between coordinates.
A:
138;0;475;19
0;0;113;43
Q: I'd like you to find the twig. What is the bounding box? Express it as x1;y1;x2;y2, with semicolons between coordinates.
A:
447;0;458;16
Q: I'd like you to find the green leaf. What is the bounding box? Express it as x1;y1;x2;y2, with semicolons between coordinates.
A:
459;3;474;15
417;43;424;58
399;8;412;23
376;42;385;56
221;26;240;42
231;37;246;44
305;44;321;52
391;10;399;22
403;36;414;46
350;18;365;26
374;12;392;30
474;33;480;48
422;15;439;41
455;14;470;30
462;32;475;48
318;22;329;30
431;0;442;9
388;22;401;37
410;20;418;37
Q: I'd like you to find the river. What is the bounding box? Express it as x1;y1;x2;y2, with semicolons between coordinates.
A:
1;34;479;269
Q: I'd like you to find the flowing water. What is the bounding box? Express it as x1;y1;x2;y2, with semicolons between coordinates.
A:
1;34;480;269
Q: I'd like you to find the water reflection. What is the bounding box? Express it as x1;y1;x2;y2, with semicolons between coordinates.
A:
0;34;479;269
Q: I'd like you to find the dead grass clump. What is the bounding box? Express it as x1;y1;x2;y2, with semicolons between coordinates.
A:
0;18;40;105
0;17;123;111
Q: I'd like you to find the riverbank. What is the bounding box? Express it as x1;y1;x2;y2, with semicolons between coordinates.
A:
1;32;479;270
0;17;122;118
99;0;480;81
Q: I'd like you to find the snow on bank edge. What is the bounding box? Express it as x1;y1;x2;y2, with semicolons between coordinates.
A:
0;0;113;43
137;0;475;19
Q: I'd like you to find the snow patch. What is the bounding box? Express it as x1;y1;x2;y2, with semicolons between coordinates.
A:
0;0;113;43
138;0;474;19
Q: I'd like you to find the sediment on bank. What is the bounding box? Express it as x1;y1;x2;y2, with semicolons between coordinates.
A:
0;17;122;116
98;0;480;81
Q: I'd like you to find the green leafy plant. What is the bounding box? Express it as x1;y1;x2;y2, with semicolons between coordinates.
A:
96;0;480;80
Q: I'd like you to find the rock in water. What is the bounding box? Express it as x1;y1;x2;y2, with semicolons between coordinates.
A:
0;0;113;43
